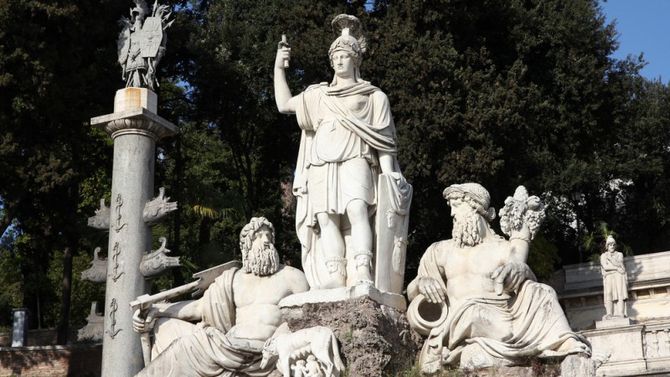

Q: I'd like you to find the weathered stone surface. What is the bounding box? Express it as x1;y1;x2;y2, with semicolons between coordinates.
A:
462;365;553;377
560;354;597;377
279;284;406;311
281;297;422;377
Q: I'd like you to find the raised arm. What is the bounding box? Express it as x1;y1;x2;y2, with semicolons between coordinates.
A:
509;224;531;263
274;45;299;114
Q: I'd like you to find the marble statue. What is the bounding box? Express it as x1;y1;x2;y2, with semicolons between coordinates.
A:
132;217;343;376
81;246;108;283
260;326;345;377
88;198;110;230
274;14;411;291
406;183;590;373
139;237;181;277
143;187;178;224
304;356;325;377
601;235;628;319
117;0;173;90
77;301;104;342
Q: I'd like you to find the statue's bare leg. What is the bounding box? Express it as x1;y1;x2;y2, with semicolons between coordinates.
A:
316;212;346;287
346;199;373;284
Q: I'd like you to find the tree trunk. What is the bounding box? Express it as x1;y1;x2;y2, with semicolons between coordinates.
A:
57;244;73;344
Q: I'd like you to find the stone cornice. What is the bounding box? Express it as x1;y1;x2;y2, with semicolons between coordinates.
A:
90;107;178;141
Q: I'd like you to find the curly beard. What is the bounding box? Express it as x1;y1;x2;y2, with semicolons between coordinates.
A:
243;243;280;276
452;211;483;248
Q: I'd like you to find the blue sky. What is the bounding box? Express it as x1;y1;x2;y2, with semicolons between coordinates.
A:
600;0;670;82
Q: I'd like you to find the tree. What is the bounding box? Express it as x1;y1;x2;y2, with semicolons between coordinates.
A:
363;0;648;273
0;0;129;341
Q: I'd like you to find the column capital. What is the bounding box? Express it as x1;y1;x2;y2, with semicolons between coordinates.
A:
90;87;178;140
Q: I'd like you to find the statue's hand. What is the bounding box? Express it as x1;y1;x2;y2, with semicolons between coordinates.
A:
275;45;290;70
132;307;158;334
387;171;407;185
491;262;535;295
418;276;446;304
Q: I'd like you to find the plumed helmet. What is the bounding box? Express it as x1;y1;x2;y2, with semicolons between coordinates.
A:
328;14;367;68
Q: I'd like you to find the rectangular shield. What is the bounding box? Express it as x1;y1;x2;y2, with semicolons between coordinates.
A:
374;174;412;294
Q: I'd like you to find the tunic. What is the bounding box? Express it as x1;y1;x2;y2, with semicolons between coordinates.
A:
601;252;628;302
292;81;397;288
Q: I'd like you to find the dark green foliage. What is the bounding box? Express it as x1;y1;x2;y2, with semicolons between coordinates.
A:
1;0;670;338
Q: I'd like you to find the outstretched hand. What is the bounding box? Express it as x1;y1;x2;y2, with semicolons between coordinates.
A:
418;276;446;304
491;262;535;295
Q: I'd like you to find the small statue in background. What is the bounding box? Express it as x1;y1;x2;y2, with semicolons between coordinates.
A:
117;0;173;90
600;235;628;319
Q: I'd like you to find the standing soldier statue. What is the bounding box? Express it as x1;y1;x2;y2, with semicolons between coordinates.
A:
117;0;173;90
601;235;629;319
274;14;412;293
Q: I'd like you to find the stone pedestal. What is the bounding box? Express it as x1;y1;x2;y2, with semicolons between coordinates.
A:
280;297;421;377
90;88;177;377
583;324;646;376
596;316;631;329
278;284;406;311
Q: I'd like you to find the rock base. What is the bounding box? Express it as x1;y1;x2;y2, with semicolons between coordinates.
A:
281;296;421;377
560;354;597;377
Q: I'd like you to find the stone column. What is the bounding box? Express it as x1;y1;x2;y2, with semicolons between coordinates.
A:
91;88;177;377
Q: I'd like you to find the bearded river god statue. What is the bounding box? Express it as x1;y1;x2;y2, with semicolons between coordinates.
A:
407;184;591;373
273;14;412;302
131;217;345;377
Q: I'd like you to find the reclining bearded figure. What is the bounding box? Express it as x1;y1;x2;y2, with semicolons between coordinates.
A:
406;183;590;373
130;217;347;377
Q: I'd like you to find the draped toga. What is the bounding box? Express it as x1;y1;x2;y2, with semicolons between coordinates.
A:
292;81;397;288
136;268;276;377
